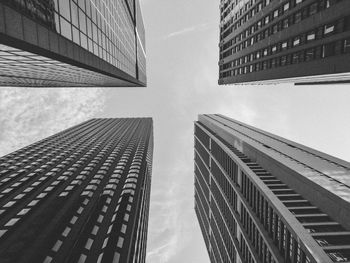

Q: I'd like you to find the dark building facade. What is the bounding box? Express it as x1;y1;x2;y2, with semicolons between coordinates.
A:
0;118;153;263
219;0;350;85
0;0;146;87
194;114;350;263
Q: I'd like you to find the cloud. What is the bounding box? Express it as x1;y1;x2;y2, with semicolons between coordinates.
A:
0;88;106;156
146;158;192;262
164;23;214;39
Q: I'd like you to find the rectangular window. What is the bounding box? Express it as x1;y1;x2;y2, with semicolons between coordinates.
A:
271;58;278;68
280;56;287;66
71;2;79;27
284;3;290;11
344;38;350;53
305;48;315;61
79;9;87;33
282;41;288;49
60;18;72;40
263;49;268;56
292;52;304;64
265;16;269;24
272;24;278;34
59;0;70;20
117;237;124;248
307;32;316;41
293;38;301;46
324;24;335;35
322;43;336;57
294;12;302;23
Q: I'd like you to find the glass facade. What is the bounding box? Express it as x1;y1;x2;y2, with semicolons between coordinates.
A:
0;118;153;263
0;0;146;86
0;44;133;87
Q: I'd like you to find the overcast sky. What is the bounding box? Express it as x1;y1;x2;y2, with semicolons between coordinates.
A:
1;0;350;262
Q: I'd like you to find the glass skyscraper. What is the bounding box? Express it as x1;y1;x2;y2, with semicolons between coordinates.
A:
0;118;153;263
0;0;146;87
195;114;350;263
219;0;350;85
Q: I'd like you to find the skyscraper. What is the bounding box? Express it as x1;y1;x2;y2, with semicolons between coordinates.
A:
0;118;153;263
219;0;350;85
0;0;146;87
194;114;350;263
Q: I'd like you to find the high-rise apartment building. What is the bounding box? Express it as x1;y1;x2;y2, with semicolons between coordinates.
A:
194;114;350;263
219;0;350;85
0;0;146;87
0;118;153;263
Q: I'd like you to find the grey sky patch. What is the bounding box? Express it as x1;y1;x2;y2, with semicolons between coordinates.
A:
0;88;106;156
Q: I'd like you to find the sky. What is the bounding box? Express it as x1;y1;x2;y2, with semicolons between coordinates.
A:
1;0;350;262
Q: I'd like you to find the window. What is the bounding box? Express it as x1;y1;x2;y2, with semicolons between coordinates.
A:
70;216;78;224
271;58;279;68
52;240;62;252
124;214;129;222
85;238;94;250
4;201;16;208
265;16;269;24
92;225;99;235
5;218;19;227
344;38;350;53
324;24;335;35
322;43;336;57
18;208;30;216
28;200;39;206
294;12;302;23
280;56;287;66
112;252;120;263
292;52;304;64
272;24;278;34
117;237;124;248
43;256;53;263
307;32;316;41
37;193;47;198
305;48;315;61
77;254;87;263
97;215;104;223
59;192;69;197
293;37;301;46
62;227;71;237
283;3;290;11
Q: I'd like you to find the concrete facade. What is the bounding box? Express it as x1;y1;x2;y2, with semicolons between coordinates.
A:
219;0;350;85
195;114;350;263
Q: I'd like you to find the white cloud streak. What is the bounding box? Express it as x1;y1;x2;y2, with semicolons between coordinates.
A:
146;158;192;262
164;23;214;39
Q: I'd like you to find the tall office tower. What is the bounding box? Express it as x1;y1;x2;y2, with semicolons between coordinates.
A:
0;0;146;87
0;118;153;263
218;0;350;85
194;114;350;263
